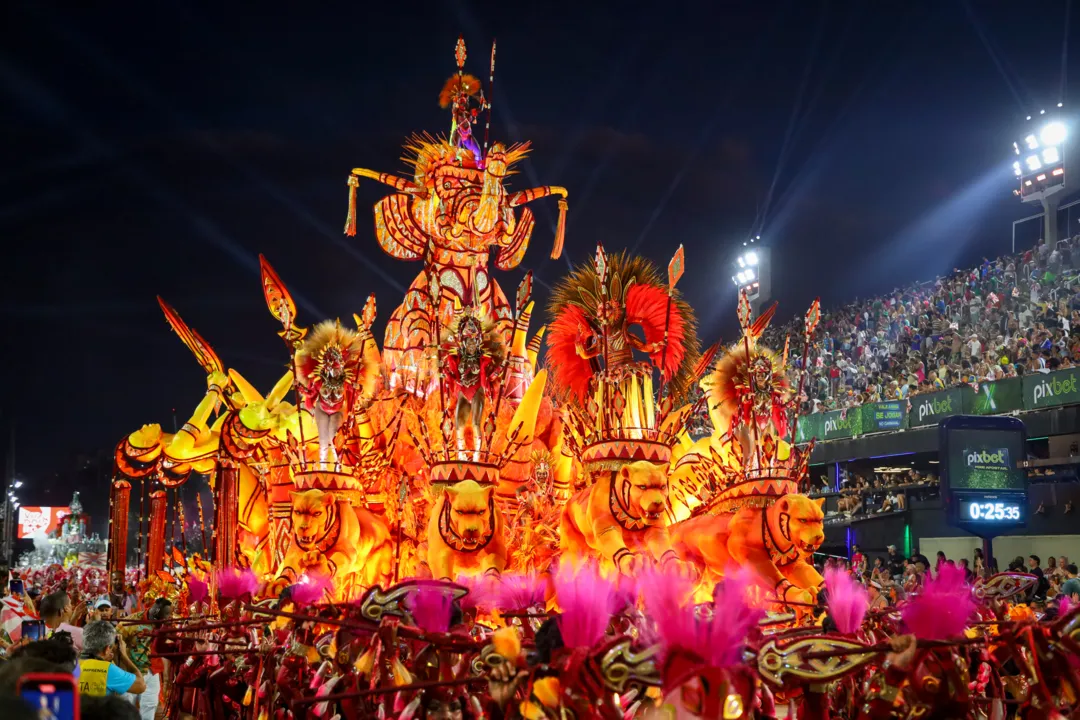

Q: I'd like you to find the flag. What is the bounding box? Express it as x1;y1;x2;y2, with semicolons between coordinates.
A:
1;596;31;642
668;245;685;289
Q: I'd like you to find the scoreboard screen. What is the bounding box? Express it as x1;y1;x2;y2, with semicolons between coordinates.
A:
939;416;1027;533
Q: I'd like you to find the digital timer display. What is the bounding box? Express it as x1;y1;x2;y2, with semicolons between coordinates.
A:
958;499;1023;522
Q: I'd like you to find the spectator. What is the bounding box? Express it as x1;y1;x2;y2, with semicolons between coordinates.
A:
90;597;114;623
887;545;905;578
1027;555;1050;599
1061;564;1080;600
910;547;931;570
78;620;146;698
39;591;84;653
868;581;889;611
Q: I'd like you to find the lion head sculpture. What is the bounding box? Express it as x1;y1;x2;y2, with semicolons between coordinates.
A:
767;494;825;561
439;480;497;551
289;489;339;550
612;461;671;529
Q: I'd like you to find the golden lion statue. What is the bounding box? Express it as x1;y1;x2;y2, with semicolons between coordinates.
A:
426;480;507;580
559;460;683;575
274;489;393;599
670;494;825;604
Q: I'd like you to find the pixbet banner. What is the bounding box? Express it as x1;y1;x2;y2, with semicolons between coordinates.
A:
1023;368;1080;410
822;407;861;441
909;389;963;427
17;506;71;539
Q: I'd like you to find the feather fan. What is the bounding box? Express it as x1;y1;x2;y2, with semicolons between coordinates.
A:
901;563;975;640
625;283;686;381
186;576;209;605
553;562;617;648
494;572;548;610
215;567;259;600
438;74;482;108
292;573;333;605
405;582;456;634
643;566;762;667
544;304;594;402
824;566;869;634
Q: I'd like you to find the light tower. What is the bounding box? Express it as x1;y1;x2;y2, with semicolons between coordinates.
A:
729;236;771;315
1013;105;1068;245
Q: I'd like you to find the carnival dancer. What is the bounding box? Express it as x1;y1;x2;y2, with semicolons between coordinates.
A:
442;308;505;459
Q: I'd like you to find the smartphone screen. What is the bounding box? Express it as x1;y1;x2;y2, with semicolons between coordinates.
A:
21;619;46;642
18;674;78;720
10;579;24;595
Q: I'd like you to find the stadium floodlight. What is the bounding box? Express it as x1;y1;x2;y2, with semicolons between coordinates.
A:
737;256;746;267
1012;107;1068;250
744;251;758;265
12;481;21;489
1041;121;1067;146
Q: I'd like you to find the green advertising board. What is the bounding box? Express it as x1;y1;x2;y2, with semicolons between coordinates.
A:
909;388;963;427
1023;368;1080;409
969;377;1023;415
794;413;823;445
859;400;907;433
822;407;861;441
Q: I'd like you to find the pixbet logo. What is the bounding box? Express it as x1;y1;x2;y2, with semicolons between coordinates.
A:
965;449;1009;468
824;415;852;434
917;395;953;423
1032;373;1079;405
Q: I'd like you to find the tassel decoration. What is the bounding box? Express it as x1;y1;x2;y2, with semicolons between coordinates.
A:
345;175;359;236
551;198;568;259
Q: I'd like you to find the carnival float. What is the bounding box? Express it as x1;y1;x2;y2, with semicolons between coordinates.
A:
99;38;1080;719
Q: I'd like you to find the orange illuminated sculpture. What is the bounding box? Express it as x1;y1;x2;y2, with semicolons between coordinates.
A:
670;292;824;605
106;37;834;616
344;38;568;394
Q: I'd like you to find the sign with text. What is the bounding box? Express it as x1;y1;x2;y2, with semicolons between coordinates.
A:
17;506;71;539
939;415;1027;534
909;389;963;427
860;400;906;433
1024;369;1080;409
822;407;861;441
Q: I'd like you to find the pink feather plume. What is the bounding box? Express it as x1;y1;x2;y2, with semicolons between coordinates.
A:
494;573;548;610
553;562;617;648
215;567;260;600
643;565;763;668
291;573;333;605
455;574;498;612
405;582;456;633
187;576;209;605
1058;594;1077;616
901;563;975;640
825;566;869;634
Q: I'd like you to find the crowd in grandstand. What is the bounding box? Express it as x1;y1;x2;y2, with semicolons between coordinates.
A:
834;546;1080;610
762;236;1080;414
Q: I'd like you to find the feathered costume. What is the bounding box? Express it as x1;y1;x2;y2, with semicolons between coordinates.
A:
441;309;506;403
546;248;699;409
296;321;367;415
700;299;790;439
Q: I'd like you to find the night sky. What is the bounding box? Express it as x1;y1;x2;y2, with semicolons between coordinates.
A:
1;1;1076;518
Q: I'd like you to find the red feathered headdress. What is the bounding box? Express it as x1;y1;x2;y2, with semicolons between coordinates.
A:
545;250;699;404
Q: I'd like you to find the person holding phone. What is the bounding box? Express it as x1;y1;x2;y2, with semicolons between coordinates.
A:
77;621;145;698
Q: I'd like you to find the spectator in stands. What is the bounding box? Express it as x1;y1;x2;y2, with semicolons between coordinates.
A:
887;545;905;579
868;581;889;611
851;545;866;574
958;558;974;583
935;551;947;573
1062;564;1080;600
40;591;83;653
78;620;146;698
1028;555;1050;599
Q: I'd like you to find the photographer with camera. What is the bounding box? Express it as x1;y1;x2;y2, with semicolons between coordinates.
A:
78;620;145;698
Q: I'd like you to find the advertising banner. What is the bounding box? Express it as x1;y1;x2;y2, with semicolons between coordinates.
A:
1023;369;1080;410
17;506;71;539
860;400;907;433
822;407;861;441
794;413;823;445
909;389;963;427
969;378;1023;415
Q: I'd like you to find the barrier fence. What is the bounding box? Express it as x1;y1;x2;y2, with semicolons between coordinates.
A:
795;367;1080;443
